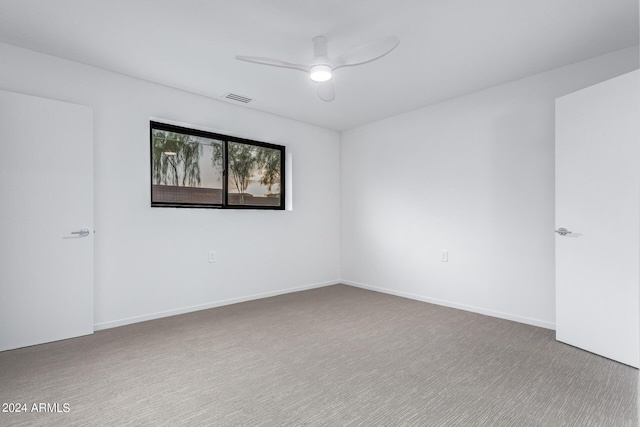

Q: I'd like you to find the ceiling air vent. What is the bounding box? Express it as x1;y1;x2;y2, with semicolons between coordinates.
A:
224;93;253;104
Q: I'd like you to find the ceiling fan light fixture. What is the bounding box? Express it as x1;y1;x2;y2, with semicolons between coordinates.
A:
309;64;332;82
236;35;399;101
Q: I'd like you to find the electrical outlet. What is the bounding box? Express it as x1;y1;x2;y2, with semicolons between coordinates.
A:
209;250;216;263
441;250;448;262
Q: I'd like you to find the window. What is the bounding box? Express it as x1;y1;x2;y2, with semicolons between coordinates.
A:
150;121;285;209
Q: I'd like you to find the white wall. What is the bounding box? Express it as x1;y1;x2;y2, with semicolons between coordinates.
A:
341;46;639;329
0;43;341;329
1;41;637;334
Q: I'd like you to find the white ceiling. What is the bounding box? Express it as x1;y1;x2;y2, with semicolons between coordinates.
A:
0;0;638;131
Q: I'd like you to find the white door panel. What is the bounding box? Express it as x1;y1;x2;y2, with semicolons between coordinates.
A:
555;70;639;367
0;90;94;351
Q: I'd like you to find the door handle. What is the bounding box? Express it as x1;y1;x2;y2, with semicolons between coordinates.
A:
70;228;90;237
555;227;572;236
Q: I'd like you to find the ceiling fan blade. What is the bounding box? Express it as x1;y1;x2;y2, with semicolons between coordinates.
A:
317;81;335;102
236;56;309;73
330;35;400;70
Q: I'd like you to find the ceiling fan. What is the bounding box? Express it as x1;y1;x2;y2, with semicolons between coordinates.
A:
236;35;400;102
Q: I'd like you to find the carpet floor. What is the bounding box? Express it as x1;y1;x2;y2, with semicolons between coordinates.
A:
0;284;637;426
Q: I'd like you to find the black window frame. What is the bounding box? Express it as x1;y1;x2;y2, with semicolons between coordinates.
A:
150;121;286;210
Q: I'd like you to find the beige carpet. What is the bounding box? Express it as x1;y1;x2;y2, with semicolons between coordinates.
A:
0;285;637;426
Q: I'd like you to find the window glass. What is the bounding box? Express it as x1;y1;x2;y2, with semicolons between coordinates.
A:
150;122;285;210
151;128;223;205
227;142;282;207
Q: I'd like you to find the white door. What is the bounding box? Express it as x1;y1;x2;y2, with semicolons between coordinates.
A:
555;70;639;368
0;90;94;352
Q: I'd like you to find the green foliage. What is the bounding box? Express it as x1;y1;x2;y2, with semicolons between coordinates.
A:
212;142;281;203
257;148;281;194
228;142;257;195
152;130;202;187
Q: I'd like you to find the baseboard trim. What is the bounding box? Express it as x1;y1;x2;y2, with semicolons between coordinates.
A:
342;280;556;330
95;279;555;331
94;280;340;331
